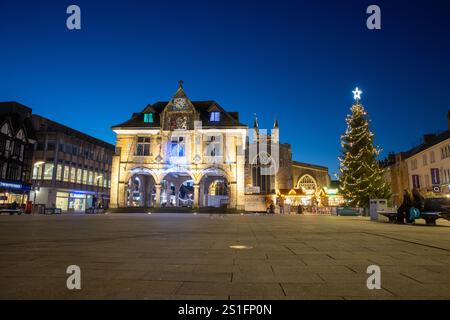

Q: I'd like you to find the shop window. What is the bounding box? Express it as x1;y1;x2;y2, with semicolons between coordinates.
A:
43;163;54;180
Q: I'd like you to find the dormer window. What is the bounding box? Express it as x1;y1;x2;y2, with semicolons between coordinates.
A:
144;113;153;123
210;112;220;122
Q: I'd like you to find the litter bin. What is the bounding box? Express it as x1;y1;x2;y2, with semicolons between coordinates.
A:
369;199;388;221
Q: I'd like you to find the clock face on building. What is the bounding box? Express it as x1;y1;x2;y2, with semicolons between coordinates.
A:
172;98;187;110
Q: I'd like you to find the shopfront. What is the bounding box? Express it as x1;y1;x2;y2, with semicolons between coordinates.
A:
324;187;345;206
55;191;94;212
0;180;31;207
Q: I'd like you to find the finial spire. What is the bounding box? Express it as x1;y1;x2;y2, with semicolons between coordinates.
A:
274;118;279;129
253;113;259;129
178;80;184;89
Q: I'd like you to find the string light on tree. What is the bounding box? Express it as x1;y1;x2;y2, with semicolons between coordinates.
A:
338;87;390;207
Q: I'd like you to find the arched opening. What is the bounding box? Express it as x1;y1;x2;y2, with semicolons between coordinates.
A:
199;169;230;208
126;173;156;208
296;174;318;206
296;174;317;192
160;172;194;207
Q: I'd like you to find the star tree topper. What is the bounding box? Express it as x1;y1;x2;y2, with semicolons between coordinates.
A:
352;87;363;102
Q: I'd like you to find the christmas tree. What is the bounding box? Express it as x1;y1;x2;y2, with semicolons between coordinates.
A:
338;88;390;207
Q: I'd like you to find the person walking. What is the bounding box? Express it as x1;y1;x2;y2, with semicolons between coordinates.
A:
279;196;285;214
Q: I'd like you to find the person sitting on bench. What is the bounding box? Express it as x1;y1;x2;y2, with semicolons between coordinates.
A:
397;190;412;224
407;188;425;224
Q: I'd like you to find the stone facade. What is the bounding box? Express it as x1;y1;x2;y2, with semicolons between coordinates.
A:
110;83;247;210
110;82;331;211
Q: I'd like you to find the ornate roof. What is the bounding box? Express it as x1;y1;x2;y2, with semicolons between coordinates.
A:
112;82;247;130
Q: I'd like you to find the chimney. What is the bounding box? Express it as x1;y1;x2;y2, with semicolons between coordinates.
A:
423;134;436;144
447;110;450;130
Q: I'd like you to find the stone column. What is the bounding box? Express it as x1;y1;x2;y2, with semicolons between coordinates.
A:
118;182;126;208
155;184;161;208
229;181;237;209
193;184;200;208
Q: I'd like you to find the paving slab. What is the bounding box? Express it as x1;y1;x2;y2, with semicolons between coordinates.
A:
1;213;450;299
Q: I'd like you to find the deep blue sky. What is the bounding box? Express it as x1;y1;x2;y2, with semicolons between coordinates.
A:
1;0;449;175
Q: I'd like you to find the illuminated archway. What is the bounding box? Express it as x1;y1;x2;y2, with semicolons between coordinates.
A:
160;171;195;207
296;174;317;192
198;169;229;208
126;173;156;207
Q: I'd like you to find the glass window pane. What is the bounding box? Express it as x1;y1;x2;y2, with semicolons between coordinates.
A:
43;163;54;180
63;165;69;182
82;169;88;185
76;168;82;184
56;164;62;181
70;167;76;183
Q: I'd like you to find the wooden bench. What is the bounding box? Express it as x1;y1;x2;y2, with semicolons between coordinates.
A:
337;207;361;216
378;210;450;226
0;209;22;215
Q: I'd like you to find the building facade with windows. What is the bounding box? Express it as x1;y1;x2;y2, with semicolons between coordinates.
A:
110;83;248;210
405;130;450;198
383;111;450;205
30;115;115;212
0;102;36;207
110;82;333;211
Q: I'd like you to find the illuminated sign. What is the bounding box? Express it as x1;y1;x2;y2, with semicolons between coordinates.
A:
325;188;339;195
70;193;86;199
433;186;441;193
0;181;31;191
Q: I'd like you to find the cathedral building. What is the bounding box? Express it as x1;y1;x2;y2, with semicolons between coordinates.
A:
110;82;332;211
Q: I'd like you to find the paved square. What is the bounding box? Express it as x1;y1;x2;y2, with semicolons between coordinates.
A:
1;213;450;299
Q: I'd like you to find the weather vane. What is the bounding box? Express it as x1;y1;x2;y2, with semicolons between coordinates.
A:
352;87;363;101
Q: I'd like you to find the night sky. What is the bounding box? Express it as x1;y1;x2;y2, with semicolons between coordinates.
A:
1;0;449;175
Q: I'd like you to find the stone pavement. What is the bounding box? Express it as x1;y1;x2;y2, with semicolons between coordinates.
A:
1;213;450;300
